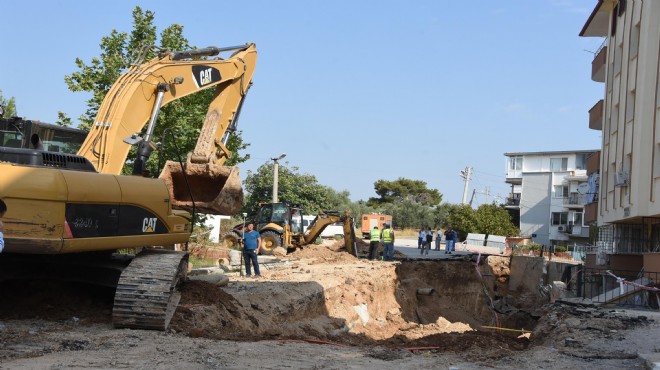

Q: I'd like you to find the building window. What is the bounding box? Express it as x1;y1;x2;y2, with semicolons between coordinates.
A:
552;212;569;225
553;185;569;198
575;153;589;170
550;157;568;172
509;156;522;171
572;212;584;227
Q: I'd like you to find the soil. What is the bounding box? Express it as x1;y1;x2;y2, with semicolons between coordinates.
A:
0;240;658;369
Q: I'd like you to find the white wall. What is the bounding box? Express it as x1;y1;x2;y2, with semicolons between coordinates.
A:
204;215;231;242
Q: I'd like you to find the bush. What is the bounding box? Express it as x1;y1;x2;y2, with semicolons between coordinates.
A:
511;243;543;256
528;243;542;251
554;246;567;253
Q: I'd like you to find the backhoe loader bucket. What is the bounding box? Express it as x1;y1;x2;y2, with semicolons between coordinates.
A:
159;160;243;215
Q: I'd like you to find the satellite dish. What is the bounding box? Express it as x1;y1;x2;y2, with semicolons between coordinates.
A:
577;183;590;195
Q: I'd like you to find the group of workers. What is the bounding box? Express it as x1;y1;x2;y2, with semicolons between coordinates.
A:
368;223;395;261
418;226;458;255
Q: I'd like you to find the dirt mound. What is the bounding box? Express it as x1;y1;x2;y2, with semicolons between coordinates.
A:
286;239;360;264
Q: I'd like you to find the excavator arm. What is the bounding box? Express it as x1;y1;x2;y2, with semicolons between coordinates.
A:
76;44;257;215
78;43;257;175
303;211;358;256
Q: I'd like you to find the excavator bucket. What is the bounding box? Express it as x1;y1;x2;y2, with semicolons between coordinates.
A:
159;160;243;215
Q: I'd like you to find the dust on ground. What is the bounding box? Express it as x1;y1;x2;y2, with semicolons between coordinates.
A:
0;240;657;369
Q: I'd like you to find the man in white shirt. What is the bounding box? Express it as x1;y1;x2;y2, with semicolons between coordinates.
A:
435;229;443;251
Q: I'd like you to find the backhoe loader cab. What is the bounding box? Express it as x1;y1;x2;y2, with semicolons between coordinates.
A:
256;203;303;232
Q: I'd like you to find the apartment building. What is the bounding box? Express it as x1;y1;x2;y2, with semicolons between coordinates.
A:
505;150;598;248
581;0;660;271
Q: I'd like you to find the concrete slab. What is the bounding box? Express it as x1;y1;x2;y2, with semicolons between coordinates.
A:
637;352;660;369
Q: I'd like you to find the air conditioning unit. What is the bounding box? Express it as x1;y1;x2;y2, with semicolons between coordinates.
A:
558;225;567;232
615;171;629;187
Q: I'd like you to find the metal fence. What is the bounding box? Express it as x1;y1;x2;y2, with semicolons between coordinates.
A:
594;218;660;254
577;267;660;309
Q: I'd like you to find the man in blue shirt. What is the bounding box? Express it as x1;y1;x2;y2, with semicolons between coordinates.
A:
241;222;261;277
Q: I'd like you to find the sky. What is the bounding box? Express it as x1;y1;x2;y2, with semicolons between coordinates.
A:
0;0;605;206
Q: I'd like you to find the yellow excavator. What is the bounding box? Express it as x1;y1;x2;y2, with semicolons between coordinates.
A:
0;43;257;330
222;202;358;256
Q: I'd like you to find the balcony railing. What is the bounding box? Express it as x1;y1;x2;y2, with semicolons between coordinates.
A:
593;220;660;255
586;152;600;173
589;99;604;130
591;42;607;82
564;193;586;208
585;202;598;224
558;224;590;237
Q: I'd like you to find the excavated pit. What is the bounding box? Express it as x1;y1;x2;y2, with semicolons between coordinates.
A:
0;246;543;357
168;247;541;353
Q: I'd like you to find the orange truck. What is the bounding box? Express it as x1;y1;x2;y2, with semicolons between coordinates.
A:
361;214;393;239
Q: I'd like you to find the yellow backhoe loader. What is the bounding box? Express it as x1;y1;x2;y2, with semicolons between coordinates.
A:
0;43;257;330
222;202;358;256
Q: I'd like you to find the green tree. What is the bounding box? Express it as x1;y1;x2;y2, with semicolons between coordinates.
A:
0;89;17;117
243;162;334;214
382;198;435;229
432;203;453;229
64;7;249;175
446;204;478;241
445;203;519;240
55;112;73;126
473;204;519;237
368;178;442;206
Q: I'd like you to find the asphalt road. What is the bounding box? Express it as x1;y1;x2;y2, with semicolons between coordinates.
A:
392;237;470;260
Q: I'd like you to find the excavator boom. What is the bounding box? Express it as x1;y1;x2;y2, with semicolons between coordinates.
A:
78;43;257;215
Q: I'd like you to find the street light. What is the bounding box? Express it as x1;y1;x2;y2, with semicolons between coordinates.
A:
240;212;247;277
271;153;286;203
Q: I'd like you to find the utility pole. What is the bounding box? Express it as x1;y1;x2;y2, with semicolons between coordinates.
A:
460;166;473;204
271;153;286;203
468;189;476;207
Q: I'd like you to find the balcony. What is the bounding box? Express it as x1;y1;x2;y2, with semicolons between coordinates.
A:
585;202;598;224
586;151;600;174
505;171;522;185
569;225;590;238
591;44;607;83
589;99;603;131
505;193;521;209
558;224;590;238
564;193;586;208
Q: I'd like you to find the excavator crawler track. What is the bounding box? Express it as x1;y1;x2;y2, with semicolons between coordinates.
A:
112;249;188;330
